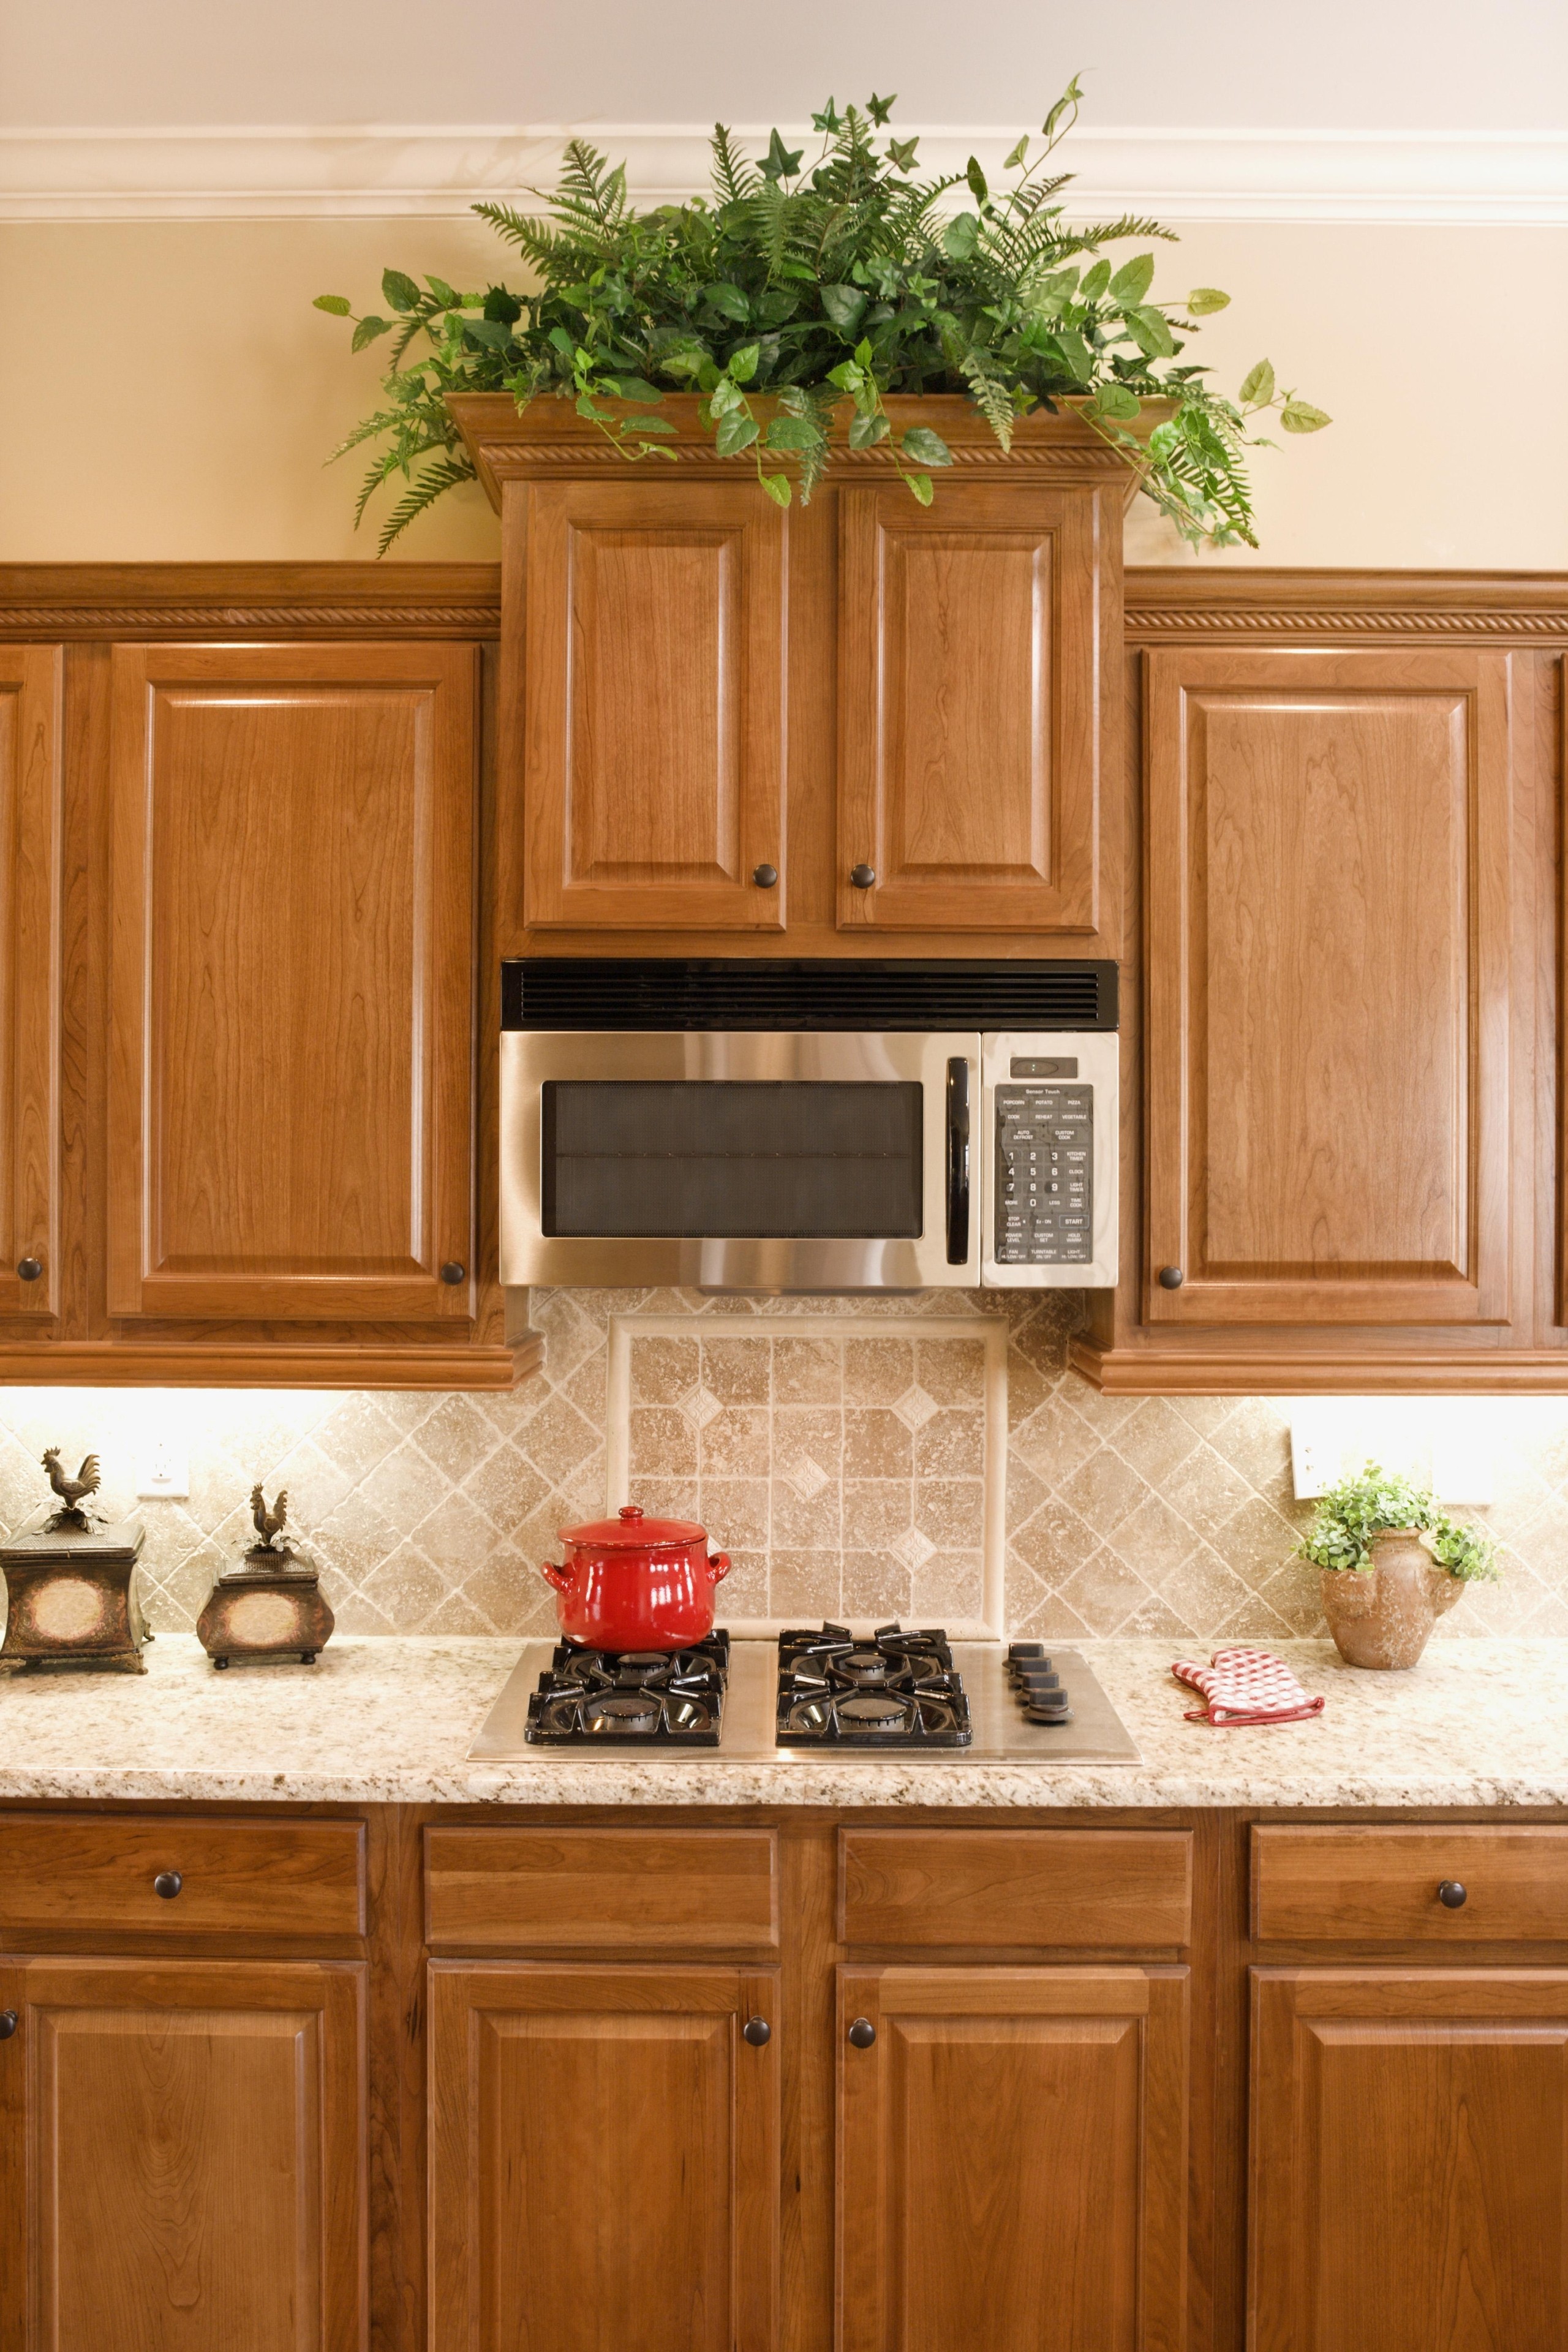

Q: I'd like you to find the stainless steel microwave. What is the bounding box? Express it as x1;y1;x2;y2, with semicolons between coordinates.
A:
500;960;1118;1292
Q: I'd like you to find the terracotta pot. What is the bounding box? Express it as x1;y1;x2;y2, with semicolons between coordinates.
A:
541;1502;730;1653
1319;1529;1464;1670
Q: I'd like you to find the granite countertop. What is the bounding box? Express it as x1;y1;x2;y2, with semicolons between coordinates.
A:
1;1634;1566;1809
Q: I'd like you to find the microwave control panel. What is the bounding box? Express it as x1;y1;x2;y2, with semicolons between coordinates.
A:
981;1031;1118;1289
993;1082;1093;1266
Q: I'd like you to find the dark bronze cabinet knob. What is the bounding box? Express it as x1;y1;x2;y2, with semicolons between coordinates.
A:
850;864;877;890
1158;1266;1185;1290
0;2010;17;2040
1437;1880;1468;1909
752;864;778;889
154;1871;183;1900
16;1256;42;1282
742;2016;771;2047
847;2016;876;2049
439;1262;466;1284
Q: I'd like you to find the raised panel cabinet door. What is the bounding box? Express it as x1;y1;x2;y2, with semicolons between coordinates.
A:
428;1962;780;2352
1250;1967;1568;2352
516;480;786;930
107;643;477;1322
0;1955;367;2352
836;483;1107;933
838;1966;1188;2352
1144;648;1512;1325
0;649;61;1319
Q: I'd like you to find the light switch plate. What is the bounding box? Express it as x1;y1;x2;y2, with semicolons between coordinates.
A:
137;1439;189;1499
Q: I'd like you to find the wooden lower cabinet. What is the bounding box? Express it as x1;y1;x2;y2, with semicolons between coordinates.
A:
426;1961;781;2352
0;1953;368;2352
837;1964;1189;2352
1250;1966;1568;2352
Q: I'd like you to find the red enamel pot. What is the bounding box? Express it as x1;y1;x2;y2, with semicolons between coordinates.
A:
541;1503;731;1653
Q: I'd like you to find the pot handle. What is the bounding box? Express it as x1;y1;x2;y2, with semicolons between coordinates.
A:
541;1562;571;1593
707;1551;731;1585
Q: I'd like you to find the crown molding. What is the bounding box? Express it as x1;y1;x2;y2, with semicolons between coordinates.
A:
3;122;1566;225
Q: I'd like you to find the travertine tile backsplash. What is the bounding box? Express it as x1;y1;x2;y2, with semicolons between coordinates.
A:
0;1287;1561;1643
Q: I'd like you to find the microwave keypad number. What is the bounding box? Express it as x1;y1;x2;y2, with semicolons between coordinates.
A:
995;1086;1093;1265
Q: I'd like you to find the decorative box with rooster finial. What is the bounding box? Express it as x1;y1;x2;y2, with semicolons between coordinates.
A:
0;1448;149;1673
196;1485;334;1668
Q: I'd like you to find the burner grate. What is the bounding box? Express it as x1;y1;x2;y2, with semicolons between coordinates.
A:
524;1632;729;1747
776;1621;973;1749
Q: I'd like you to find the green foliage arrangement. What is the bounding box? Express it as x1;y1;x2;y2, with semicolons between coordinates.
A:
315;81;1329;552
1296;1464;1498;1584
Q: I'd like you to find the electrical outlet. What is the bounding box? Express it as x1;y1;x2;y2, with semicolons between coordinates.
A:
137;1439;189;1499
1290;1404;1346;1499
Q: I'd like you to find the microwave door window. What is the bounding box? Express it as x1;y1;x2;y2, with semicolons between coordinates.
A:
540;1081;924;1238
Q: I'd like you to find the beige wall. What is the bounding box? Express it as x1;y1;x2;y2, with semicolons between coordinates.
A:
4;215;1566;568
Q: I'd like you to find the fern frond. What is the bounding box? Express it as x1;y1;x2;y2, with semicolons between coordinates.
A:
959;351;1016;450
710;123;760;207
375;456;478;553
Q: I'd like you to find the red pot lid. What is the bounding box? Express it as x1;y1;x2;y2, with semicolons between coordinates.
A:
556;1502;708;1550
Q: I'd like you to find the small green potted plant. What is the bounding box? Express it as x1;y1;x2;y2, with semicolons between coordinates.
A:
1297;1464;1498;1670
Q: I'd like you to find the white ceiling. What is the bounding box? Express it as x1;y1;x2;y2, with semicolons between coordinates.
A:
8;0;1566;132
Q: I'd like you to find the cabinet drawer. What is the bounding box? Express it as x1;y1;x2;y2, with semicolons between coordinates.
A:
1253;1826;1568;1942
0;1814;365;1938
424;1826;780;1951
839;1829;1193;1948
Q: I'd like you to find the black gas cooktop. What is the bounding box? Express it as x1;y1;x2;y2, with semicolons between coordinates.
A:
775;1621;973;1749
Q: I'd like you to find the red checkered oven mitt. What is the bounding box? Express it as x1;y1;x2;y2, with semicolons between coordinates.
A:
1170;1646;1325;1727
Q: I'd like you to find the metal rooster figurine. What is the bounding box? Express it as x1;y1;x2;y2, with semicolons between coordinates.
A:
249;1485;290;1551
42;1448;101;1532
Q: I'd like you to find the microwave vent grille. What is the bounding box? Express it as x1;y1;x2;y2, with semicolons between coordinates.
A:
503;959;1116;1033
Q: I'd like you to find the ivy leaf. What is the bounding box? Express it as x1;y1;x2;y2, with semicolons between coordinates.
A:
1238;359;1276;406
426;274;459;307
483;285;524;323
1125;305;1175;358
907;472;934;506
621;413;678;434
1281;400;1332;432
547;325;579;359
866;92;896;126
313;293;352;316
1187;286;1231;315
726;344;761;385
848;411;891;450
758;473;792;506
762;129;804;181
715;410;760;456
1003;135;1029;170
1109;254;1155;306
965;156;989;205
943;212;980;262
464;318;514;350
812;98;841;132
1090;383;1141;421
820;283;868;336
763;414;823;451
607;376;665;402
900;424;954;467
887;136;919;172
1053;329;1093;381
381;269;421;314
703;281;752;323
351;315;393;352
1042;75;1084;143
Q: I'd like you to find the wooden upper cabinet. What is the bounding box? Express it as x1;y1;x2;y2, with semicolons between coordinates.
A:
517;480;786;931
1251;1967;1568;2352
838;1965;1188;2352
0;649;61;1322
0;1954;367;2352
1144;647;1513;1326
837;483;1106;934
107;643;477;1324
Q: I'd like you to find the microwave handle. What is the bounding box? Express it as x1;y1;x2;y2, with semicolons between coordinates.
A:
945;1057;971;1264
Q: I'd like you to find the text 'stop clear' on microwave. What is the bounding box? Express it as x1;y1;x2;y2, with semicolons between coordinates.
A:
501;960;1118;1294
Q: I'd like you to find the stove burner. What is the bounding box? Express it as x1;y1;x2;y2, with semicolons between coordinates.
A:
776;1622;972;1749
524;1632;729;1746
